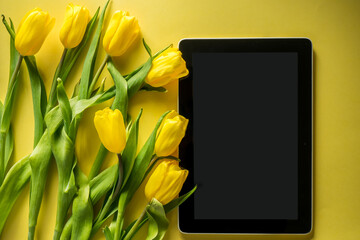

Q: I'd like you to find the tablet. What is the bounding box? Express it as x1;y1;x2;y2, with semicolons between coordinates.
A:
178;38;312;234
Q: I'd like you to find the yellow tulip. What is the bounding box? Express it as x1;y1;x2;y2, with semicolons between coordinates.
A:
145;47;189;87
145;160;189;205
155;111;188;156
15;8;55;56
102;10;140;57
59;4;90;49
94;108;126;154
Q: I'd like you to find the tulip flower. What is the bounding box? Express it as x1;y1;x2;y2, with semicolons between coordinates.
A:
59;4;90;49
145;160;188;205
15;8;55;56
155;111;188;156
102;10;140;57
145;47;189;87
94;108;126;154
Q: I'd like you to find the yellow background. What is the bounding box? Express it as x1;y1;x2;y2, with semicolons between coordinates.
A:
1;0;360;239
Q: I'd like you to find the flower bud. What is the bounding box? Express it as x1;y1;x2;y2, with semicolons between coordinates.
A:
145;47;189;87
145;160;188;205
102;10;140;57
155;111;188;156
94;108;126;154
15;8;55;56
60;4;90;49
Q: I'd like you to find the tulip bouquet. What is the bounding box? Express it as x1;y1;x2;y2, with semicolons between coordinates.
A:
0;1;196;240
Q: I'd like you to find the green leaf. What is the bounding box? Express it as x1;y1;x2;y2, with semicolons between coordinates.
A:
153;44;172;59
60;163;117;240
0;102;3;124
45;97;79;136
28;130;52;238
123;44;171;81
0;70;19;133
146;199;169;240
95;78;106;95
72;93;103;117
4;125;14;172
79;0;110;99
98;85;116;103
8;18;18;83
71;167;93;240
24;56;47;146
127;57;152;99
140;83;167;93
121;111;170;205
123;185;197;238
163;185;197;212
103;219;117;240
107;60;128;119
71;82;80;98
121;109;142;188
125;43;173;99
143;39;152;57
0;55;21;184
88;144;108;180
91;201;118;237
51;127;77;236
104;227;114;240
57;79;72;134
0;48;22;134
60;218;72;240
1;15;15;40
89;164;118;204
0;156;31;234
45;89;113;137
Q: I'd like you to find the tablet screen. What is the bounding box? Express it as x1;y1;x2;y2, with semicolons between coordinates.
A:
178;38;312;234
192;52;298;220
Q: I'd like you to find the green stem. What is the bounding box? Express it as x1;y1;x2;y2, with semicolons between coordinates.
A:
0;131;6;185
88;144;108;180
59;216;72;240
53;176;70;240
28;227;35;240
5;55;23;102
114;194;127;240
28;130;52;240
114;154;124;197
91;154;124;237
87;54;110;98
123;209;146;240
46;48;68;113
0;55;23;185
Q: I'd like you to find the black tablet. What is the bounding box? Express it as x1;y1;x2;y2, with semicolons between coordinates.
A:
178;38;312;234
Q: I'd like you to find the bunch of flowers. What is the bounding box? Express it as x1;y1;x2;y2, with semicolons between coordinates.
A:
0;1;196;240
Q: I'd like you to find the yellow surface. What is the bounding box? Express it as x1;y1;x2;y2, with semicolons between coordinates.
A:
1;0;360;239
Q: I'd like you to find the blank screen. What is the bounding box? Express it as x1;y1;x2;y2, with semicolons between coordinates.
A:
192;52;298;220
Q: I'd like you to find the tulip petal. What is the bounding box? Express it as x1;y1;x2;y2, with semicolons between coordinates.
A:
145;160;189;205
102;10;140;57
15;8;54;56
155;168;188;205
60;4;90;49
94;108;126;154
155;115;189;156
145;48;189;87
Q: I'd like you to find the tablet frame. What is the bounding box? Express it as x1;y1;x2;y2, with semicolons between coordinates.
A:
178;38;313;234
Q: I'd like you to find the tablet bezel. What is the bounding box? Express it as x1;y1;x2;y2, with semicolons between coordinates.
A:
178;38;313;234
